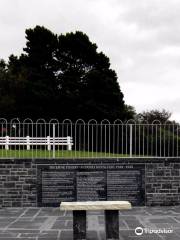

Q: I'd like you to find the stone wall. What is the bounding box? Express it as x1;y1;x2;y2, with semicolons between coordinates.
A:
0;159;37;207
146;161;180;206
0;158;180;207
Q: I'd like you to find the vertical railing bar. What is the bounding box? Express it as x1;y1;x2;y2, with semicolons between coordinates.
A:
83;122;85;159
67;123;69;158
71;122;73;158
23;122;25;159
35;123;37;158
134;124;136;157
109;124;110;157
100;123;102;155
168;124;170;157
79;124;81;158
56;122;58;158
87;123;89;158
151;124;153;157
117;124;119;156
51;123;54;159
32;122;34;159
43;122;47;159
61;123;65;157
125;124;127;156
62;123;65;158
121;124;123;155
177;125;179;157
147;124;149;157
57;123;59;159
130;124;132;158
48;122;51;158
113;124;115;156
159;124;161;157
6;122;8;158
164;124;166;157
172;124;175;157
139;124;141;157
156;125;157;157
142;124;144;157
75;123;77;158
105;124;106;157
96;124;98;158
91;124;93;158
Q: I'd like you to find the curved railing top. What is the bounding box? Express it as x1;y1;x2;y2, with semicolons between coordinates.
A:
0;118;179;125
49;119;59;124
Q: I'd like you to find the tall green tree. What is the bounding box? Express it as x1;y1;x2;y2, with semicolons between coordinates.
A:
56;31;125;120
18;26;58;119
1;26;131;121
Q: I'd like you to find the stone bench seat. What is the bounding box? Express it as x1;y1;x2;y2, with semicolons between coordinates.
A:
60;200;131;211
60;201;132;240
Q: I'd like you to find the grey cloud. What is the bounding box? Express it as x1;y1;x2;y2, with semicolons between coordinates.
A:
0;0;180;120
117;0;180;47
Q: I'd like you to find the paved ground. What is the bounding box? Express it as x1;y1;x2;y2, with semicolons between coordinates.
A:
0;206;180;239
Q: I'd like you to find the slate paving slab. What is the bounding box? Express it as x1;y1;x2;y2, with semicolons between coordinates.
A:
149;217;178;224
52;220;70;229
0;206;179;239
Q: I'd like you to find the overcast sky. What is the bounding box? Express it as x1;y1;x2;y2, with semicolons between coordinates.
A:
1;0;180;121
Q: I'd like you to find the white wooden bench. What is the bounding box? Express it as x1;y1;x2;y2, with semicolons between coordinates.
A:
60;201;132;240
0;136;73;151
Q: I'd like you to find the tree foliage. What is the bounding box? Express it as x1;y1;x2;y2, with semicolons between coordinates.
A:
136;109;172;123
0;25;132;121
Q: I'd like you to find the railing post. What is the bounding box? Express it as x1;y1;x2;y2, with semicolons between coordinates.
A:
67;136;72;151
5;136;9;150
130;124;132;157
53;124;55;158
26;136;30;150
47;136;51;151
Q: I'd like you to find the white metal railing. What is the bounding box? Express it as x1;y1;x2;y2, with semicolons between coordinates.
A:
0;118;179;158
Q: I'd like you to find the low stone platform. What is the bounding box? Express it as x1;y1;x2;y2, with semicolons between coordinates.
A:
0;206;180;239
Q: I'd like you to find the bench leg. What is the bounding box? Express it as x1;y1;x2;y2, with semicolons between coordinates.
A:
73;210;86;240
105;210;119;240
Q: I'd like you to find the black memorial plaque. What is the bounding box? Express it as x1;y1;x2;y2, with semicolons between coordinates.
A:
77;171;106;201
107;170;143;205
41;171;76;205
37;161;145;206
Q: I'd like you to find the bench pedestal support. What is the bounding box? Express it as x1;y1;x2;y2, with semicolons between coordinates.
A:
73;210;86;240
105;210;119;240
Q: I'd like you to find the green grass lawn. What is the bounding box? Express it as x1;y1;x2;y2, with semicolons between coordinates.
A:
0;148;129;158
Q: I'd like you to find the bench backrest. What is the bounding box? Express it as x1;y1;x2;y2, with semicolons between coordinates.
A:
0;136;73;143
